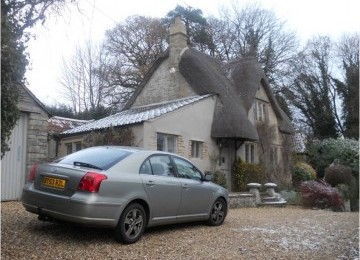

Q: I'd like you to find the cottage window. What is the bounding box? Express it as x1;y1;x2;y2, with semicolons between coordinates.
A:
191;141;202;158
253;100;268;122
157;133;178;153
245;143;255;163
75;142;82;152
65;143;72;155
270;146;279;165
253;102;257;121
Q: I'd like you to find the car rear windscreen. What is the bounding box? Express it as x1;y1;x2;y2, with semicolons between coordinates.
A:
56;147;133;170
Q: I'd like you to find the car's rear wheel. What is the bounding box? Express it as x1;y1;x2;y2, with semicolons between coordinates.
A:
115;203;146;244
207;198;227;226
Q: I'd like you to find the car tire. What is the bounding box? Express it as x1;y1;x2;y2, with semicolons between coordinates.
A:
207;198;227;226
115;203;146;244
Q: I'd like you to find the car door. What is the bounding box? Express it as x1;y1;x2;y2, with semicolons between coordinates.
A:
140;155;182;223
172;157;213;218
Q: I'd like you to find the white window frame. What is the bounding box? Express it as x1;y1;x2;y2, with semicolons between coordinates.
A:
253;100;268;122
157;133;178;153
245;143;255;164
270;146;279;165
191;141;202;158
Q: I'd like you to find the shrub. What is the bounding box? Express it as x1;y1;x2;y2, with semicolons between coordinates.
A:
211;171;228;189
300;180;344;211
307;138;359;178
280;190;302;205
324;164;358;211
232;158;264;192
292;162;317;188
336;184;350;201
324;165;353;187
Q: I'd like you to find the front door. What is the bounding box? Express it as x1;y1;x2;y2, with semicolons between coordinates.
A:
220;146;232;190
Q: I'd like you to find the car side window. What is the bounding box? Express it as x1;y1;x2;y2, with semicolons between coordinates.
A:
148;155;175;177
173;157;202;180
140;160;152;175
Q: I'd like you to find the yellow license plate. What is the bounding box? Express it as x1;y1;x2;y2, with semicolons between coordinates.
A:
42;177;66;189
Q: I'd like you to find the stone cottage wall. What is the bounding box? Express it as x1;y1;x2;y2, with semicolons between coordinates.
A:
132;59;196;107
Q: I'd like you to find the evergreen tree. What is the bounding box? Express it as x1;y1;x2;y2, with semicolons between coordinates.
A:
286;36;339;139
1;0;26;157
164;5;215;55
334;33;359;139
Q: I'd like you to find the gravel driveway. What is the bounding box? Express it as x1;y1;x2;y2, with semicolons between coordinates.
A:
1;201;359;259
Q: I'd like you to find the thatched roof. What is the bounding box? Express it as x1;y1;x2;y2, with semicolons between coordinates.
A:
225;57;293;134
125;49;293;140
179;48;258;140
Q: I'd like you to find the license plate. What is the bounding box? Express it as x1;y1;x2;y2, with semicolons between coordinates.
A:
42;177;66;189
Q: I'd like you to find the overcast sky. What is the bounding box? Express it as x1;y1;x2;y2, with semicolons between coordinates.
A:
25;0;360;106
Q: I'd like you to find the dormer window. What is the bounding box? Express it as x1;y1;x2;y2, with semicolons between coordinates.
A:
253;100;268;122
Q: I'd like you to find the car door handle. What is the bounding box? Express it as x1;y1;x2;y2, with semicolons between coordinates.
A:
146;180;155;186
182;184;189;189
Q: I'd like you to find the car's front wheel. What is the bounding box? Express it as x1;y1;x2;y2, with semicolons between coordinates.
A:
115;203;146;244
207;198;227;226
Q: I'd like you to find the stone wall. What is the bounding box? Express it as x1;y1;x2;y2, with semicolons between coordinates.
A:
27;112;49;171
229;193;257;208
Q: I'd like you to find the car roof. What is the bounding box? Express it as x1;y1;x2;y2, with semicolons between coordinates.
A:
88;145;143;152
90;146;170;154
92;146;185;158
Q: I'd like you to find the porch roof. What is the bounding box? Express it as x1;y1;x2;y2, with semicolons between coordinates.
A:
48;116;92;133
61;94;212;135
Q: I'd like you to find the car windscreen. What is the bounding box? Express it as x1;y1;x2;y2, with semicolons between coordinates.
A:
55;147;133;170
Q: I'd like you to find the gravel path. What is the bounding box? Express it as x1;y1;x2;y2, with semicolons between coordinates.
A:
1;201;359;259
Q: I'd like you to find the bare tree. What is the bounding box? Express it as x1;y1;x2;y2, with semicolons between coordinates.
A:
5;0;75;34
104;16;168;88
207;16;237;61
216;2;298;91
60;40;117;115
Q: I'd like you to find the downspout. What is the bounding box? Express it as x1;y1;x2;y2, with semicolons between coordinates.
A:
217;138;222;166
55;134;60;158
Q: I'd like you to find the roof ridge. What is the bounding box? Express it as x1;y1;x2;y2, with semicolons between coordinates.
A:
130;94;211;110
50;116;93;122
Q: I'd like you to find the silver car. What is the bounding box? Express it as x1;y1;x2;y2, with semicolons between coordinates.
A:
22;146;229;244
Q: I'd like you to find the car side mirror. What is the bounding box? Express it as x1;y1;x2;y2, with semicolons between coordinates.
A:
204;171;212;181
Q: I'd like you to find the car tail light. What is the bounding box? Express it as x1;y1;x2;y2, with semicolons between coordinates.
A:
27;162;38;182
77;172;107;192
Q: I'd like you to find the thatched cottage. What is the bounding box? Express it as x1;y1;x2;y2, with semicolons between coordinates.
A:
59;17;294;190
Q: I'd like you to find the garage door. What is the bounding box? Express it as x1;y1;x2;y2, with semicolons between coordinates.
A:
1;114;28;201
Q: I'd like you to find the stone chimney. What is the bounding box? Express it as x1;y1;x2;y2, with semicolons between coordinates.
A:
169;16;188;70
